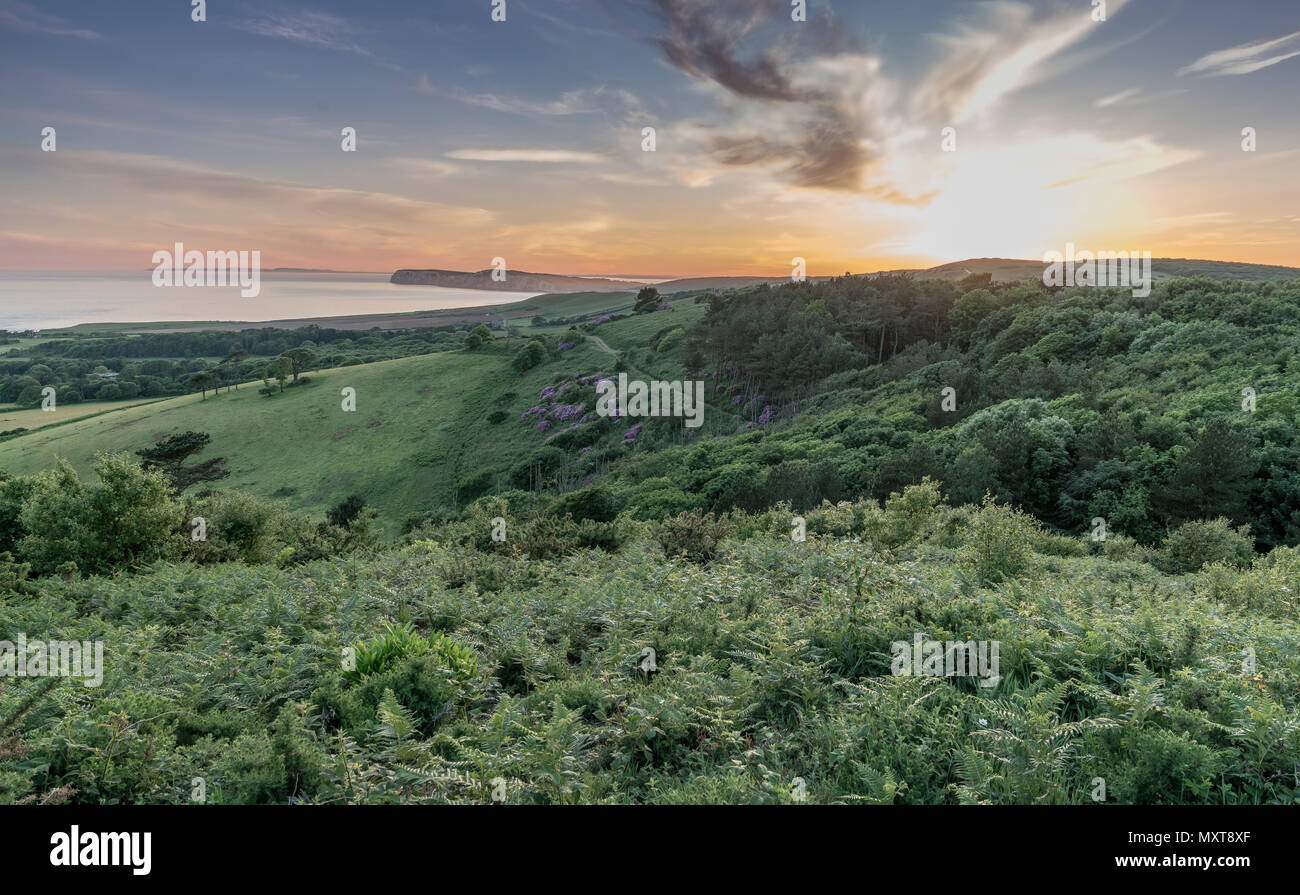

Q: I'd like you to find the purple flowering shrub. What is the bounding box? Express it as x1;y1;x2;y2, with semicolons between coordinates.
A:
551;403;585;421
620;422;643;446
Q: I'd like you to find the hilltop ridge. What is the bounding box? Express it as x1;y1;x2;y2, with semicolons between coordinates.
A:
391;257;1300;296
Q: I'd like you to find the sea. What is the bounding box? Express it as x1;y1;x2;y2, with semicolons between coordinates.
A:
0;271;542;331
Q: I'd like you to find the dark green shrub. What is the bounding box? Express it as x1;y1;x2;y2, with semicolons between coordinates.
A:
554;486;622;523
657;509;734;563
1157;518;1254;574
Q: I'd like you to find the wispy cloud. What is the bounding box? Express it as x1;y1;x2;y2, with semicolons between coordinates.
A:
0;0;101;39
445;149;608;163
914;0;1130;124
416;76;646;119
1177;30;1300;77
237;9;373;57
51;148;493;228
1095;87;1140;108
1094;87;1186;108
385;157;463;179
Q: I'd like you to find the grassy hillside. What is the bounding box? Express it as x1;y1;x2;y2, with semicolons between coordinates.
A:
0;349;529;534
0;314;705;535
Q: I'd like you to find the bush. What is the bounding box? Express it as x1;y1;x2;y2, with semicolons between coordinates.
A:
456;470;497;504
512;341;546;372
657;509;734;563
186;491;280;564
881;478;944;547
18;455;184;576
515;514;623;559
554;486;622;523
1156;518;1254;574
327;494;367;529
656;327;685;353
957;495;1036;585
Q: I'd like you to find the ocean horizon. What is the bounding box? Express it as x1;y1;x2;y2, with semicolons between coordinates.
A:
0;271;543;331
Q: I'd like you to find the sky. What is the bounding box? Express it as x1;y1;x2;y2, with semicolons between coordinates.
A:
1;0;1298;275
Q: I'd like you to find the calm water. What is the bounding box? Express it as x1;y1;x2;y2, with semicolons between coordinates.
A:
0;272;541;331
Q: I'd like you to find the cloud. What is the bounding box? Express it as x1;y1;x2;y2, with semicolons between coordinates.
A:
640;0;886;191
1095;87;1140;108
385;157;463;179
445;149;608;163
416;76;646;119
1177;30;1300;77
237;9;373;57
0;148;501;268
641;0;1140;196
0;1;101;39
1093;87;1186;108
913;0;1129;124
53;149;494;228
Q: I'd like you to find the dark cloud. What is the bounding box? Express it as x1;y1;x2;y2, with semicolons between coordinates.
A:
638;0;877;191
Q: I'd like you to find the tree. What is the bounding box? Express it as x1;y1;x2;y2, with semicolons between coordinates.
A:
511;341;546;372
948;398;1075;520
1163;417;1258;523
18;455;184;575
327;494;367;528
464;325;492;349
273;356;292;392
220;348;248;391
634;287;660;314
279;347;318;382
136;431;230;492
189;369;218;399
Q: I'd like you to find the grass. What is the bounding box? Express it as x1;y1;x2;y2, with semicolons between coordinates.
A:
593;303;707;353
0;341;620;534
0;398;165;433
0;302;732;533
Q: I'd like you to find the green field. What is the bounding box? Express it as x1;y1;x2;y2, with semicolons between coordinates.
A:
593;301;706;352
0;398;166;433
0;339;625;534
0;301;714;535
